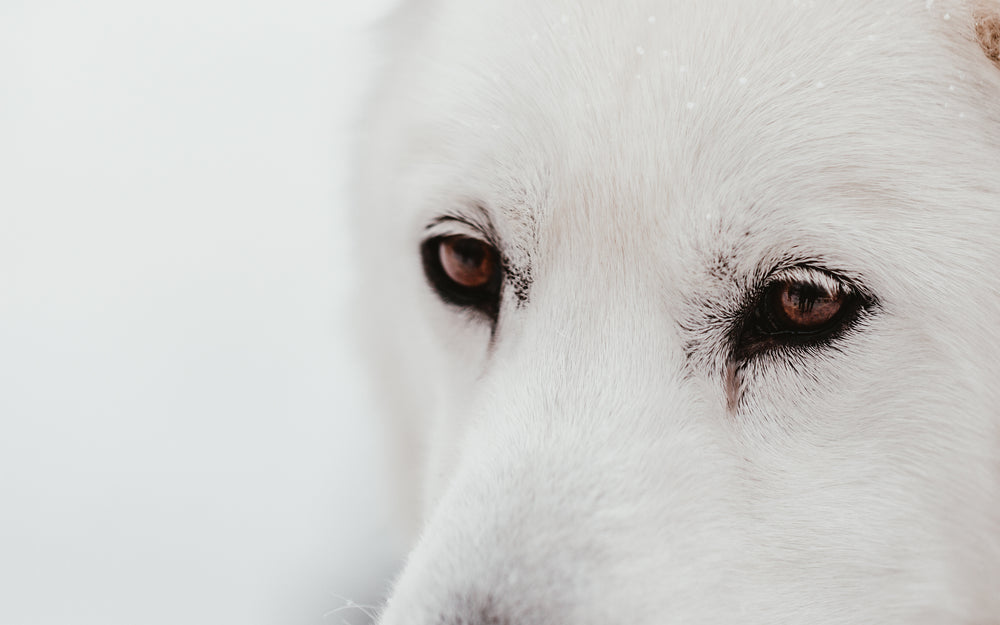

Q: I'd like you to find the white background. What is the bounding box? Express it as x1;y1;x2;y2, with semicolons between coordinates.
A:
0;1;401;623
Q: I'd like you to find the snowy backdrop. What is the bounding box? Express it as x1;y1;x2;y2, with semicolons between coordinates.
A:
1;1;400;623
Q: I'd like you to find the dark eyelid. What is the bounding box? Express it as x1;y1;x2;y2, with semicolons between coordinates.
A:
425;214;483;233
730;263;878;360
420;235;503;322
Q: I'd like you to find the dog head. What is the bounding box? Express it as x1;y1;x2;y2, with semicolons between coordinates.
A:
355;1;1000;622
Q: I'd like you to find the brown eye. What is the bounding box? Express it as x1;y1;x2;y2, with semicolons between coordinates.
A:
770;281;845;331
737;268;867;357
421;235;503;320
438;236;496;288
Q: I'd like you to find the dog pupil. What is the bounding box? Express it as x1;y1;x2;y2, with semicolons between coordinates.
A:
787;284;818;312
780;282;841;327
452;239;485;268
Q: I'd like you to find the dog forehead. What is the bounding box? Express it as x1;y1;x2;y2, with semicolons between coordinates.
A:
368;0;1000;295
396;1;956;138
387;0;971;208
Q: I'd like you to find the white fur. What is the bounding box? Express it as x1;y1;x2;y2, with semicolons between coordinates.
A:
355;1;1000;623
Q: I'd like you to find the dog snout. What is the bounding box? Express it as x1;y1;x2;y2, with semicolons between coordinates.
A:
430;595;512;625
376;410;739;625
379;584;564;625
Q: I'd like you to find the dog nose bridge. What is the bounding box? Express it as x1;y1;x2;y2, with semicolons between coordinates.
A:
497;295;685;409
378;293;719;625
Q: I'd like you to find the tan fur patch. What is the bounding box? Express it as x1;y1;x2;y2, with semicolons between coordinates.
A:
974;9;1000;68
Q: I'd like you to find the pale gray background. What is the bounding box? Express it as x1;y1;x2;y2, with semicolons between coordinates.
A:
0;1;402;623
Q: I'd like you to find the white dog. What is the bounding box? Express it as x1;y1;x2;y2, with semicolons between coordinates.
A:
354;1;1000;623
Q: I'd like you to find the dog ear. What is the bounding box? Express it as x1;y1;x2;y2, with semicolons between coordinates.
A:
974;3;1000;68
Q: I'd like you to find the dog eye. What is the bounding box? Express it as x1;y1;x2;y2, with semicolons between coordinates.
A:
739;269;863;354
420;235;503;319
764;280;845;333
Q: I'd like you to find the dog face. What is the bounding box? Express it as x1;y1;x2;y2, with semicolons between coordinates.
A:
356;1;1000;622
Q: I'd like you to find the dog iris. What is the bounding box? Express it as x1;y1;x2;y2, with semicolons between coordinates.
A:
768;280;845;332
